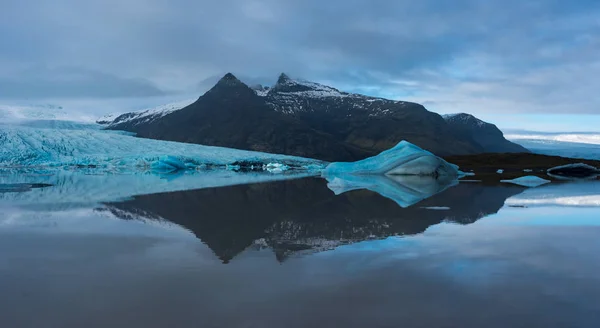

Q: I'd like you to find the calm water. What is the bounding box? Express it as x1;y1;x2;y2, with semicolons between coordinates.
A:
1;174;600;328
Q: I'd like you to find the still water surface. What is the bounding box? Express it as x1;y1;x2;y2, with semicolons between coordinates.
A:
1;175;600;328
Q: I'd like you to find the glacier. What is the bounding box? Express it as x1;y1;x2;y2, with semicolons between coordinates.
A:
322;141;460;177
0;123;325;173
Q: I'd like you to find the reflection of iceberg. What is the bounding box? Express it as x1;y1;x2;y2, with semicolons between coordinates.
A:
501;176;551;188
103;179;524;262
321;141;459;207
505;181;600;207
323;141;459;176
0;123;324;173
0;171;316;209
324;174;458;208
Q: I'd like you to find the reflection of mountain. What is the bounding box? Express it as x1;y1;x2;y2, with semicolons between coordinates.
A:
104;178;525;262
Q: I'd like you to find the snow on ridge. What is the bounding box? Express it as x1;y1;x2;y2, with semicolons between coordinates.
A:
105;99;196;126
443;113;488;127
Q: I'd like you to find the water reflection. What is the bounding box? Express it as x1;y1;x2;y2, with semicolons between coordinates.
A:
324;173;457;208
102;178;524;262
3;174;600;328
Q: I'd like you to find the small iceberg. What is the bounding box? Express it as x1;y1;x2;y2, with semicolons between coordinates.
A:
323;141;459;177
547;163;599;180
501;176;551;188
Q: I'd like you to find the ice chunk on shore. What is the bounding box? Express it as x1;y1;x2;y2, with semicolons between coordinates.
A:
547;163;599;180
324;174;458;208
322;141;459;176
501;176;551;188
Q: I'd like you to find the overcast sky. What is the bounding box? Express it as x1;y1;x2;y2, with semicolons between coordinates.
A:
1;0;599;130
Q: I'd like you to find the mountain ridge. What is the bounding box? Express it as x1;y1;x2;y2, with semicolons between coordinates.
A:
105;73;528;161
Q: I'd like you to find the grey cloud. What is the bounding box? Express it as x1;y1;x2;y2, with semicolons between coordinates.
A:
1;0;599;115
0;67;165;99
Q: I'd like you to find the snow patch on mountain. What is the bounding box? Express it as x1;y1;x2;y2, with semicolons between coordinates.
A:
101;99;196;126
443;113;488;128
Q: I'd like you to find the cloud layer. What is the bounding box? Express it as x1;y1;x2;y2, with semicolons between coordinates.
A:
1;0;599;117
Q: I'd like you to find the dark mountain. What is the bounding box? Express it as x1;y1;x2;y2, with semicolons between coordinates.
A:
106;73;521;161
443;113;529;153
107;73;366;161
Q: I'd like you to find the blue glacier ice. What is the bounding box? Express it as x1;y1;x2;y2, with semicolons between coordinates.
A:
323;141;460;176
0;122;325;173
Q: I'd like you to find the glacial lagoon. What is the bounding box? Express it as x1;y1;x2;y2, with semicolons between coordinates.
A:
1;172;600;328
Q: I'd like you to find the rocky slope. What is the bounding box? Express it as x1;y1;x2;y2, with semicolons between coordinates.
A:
443;113;529;153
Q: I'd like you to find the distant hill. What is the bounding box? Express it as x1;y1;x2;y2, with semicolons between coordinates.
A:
443;113;530;153
105;73;527;161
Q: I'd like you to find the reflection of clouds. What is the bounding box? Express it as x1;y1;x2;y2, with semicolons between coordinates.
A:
507;195;600;207
0;205;194;239
505;182;600;208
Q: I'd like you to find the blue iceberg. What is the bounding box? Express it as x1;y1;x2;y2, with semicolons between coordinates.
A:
322;141;460;177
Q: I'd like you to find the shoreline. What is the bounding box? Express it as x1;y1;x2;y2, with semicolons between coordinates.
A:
444;153;600;183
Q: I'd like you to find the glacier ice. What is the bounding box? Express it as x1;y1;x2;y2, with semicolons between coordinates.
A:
325;174;458;208
0;123;325;173
501;176;551;188
322;141;460;177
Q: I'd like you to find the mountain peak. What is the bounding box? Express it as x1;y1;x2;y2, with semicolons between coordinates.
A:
277;73;292;84
203;72;256;97
216;73;243;86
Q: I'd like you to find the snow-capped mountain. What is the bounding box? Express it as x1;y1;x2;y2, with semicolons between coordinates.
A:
443;113;529;153
105;73;522;161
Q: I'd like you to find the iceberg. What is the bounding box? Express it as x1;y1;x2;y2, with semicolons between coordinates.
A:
324;174;458;208
501;176;551;188
0;123;325;173
322;141;460;177
547;163;599;180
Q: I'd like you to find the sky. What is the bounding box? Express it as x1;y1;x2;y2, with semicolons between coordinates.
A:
1;0;599;131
